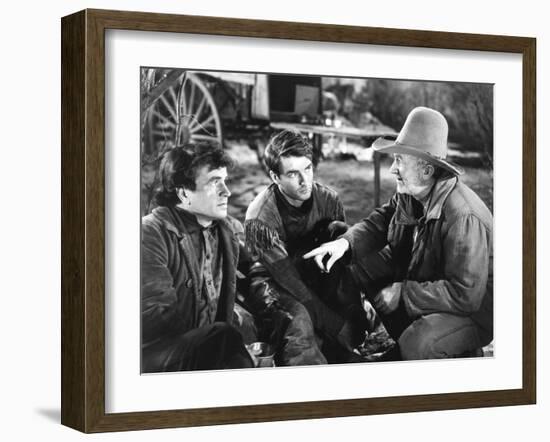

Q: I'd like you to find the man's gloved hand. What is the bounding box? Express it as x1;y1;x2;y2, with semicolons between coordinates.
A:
247;278;280;313
248;280;292;352
261;304;292;354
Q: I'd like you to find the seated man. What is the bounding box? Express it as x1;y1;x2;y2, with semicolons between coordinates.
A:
244;130;367;366
141;143;256;372
305;107;493;360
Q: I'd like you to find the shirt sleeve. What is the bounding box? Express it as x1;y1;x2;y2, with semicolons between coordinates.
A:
401;213;491;317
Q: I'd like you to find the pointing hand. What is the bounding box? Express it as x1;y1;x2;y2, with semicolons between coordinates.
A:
303;238;350;273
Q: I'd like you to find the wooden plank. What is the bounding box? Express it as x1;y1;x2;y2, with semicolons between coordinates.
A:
270;121;396;138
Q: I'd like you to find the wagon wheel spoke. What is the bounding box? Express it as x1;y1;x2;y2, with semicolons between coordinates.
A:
193;95;207;121
152;111;177;129
144;70;223;154
191;134;222;143
189;114;216;133
179;74;223;146
159;94;178;121
187;81;196;116
154;122;175;131
168;87;178;112
152;130;174;138
178;77;188;117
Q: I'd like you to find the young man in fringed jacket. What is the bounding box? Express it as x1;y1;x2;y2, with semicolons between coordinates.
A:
244;130;368;366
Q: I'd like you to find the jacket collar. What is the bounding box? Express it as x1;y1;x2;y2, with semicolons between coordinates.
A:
151;206;229;237
395;177;457;225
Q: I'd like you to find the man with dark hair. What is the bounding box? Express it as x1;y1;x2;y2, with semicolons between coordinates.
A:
244;130;367;366
141;143;255;372
305;107;493;360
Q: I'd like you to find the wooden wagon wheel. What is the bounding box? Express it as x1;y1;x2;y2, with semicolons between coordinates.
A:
144;71;224;155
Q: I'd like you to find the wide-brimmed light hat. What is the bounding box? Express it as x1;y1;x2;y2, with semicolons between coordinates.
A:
372;106;464;176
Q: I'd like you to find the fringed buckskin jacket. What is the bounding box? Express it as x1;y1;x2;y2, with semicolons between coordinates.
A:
244;182;345;331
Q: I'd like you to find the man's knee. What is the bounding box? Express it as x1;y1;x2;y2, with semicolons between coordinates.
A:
398;323;442;360
190;321;243;347
282;298;316;337
398;315;482;360
142;322;247;372
276;297;326;365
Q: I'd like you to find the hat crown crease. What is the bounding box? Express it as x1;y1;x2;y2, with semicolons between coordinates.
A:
396;107;448;158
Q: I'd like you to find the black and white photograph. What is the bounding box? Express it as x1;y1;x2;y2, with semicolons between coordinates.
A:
140;68;494;373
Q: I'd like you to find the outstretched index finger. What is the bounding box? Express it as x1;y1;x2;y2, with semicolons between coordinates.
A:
303;246;325;260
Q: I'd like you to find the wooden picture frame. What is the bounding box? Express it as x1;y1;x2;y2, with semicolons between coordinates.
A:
61;8;536;433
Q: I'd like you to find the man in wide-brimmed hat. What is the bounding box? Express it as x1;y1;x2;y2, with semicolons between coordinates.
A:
304;107;493;360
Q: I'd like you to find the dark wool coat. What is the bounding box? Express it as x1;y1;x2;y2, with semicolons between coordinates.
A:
141;206;243;348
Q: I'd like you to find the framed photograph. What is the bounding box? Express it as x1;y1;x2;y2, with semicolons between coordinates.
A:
61;9;536;433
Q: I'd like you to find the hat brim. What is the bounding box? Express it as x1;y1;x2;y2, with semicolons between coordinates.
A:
372;137;464;176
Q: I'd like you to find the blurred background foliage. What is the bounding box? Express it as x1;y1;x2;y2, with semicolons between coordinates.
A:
324;78;494;169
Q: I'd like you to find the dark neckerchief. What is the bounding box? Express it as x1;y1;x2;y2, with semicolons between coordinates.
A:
171;206;219;234
274;186;314;242
274;186;313;215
